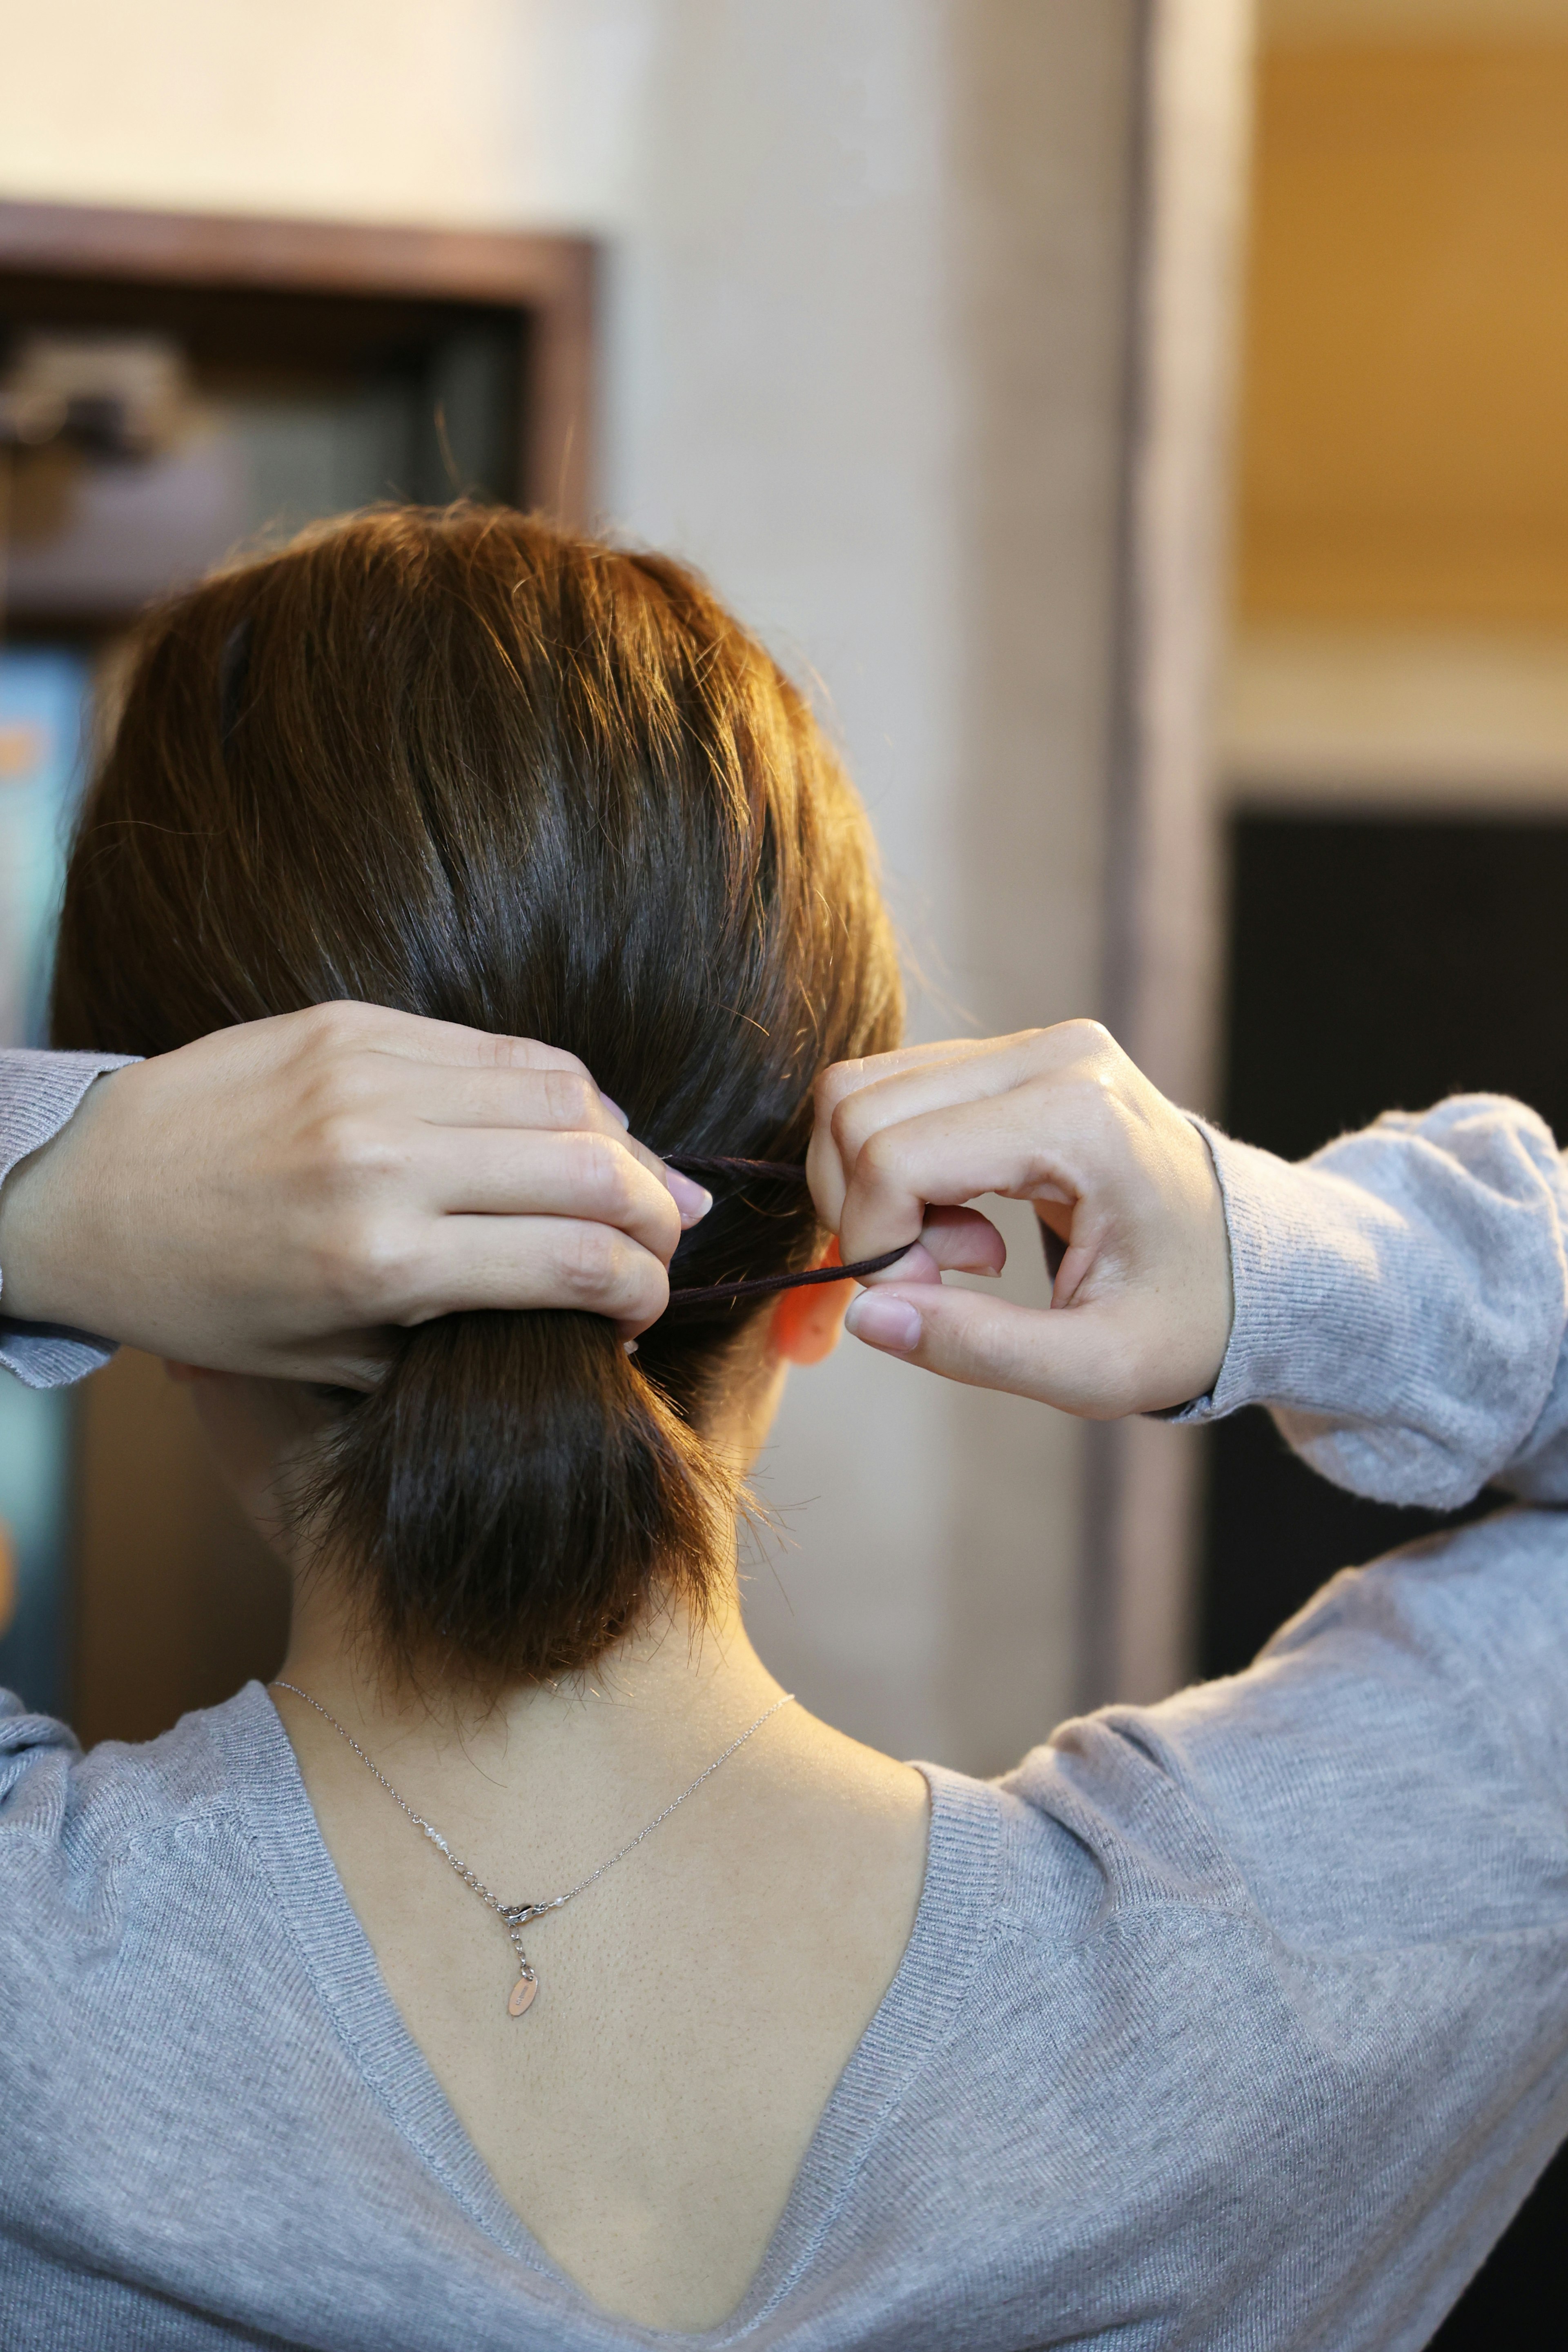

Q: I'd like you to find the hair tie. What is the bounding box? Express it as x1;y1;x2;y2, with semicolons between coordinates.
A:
660;1154;915;1310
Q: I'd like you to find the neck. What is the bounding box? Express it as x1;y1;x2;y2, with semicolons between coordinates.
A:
274;1554;791;1848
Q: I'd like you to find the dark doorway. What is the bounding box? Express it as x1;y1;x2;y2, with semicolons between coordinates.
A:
1203;809;1568;2344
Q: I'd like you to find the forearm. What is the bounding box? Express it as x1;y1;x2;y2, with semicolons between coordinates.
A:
0;1050;138;1389
1169;1097;1568;1510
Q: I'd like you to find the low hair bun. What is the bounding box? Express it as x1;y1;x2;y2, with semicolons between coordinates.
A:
313;1312;719;1683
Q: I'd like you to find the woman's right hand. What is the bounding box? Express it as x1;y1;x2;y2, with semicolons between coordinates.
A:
808;1021;1234;1419
0;1003;709;1388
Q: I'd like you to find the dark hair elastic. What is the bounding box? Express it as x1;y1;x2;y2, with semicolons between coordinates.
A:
661;1155;916;1310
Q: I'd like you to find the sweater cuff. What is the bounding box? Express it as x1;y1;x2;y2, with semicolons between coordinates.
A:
0;1050;139;1389
0;1321;118;1389
1158;1116;1347;1428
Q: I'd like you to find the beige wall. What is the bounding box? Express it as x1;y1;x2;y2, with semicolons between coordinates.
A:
2;2;1241;1767
1228;0;1568;808
0;0;527;225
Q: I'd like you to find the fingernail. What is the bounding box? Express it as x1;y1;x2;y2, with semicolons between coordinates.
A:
844;1292;922;1353
600;1093;630;1128
666;1169;713;1226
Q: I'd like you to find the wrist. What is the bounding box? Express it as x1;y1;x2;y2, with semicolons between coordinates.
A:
1179;1118;1325;1420
0;1063;122;1332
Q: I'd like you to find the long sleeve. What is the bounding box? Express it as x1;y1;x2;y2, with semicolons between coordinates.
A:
0;1049;138;1390
1171;1094;1568;1510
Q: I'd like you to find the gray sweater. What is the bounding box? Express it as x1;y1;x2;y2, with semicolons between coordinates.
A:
2;1054;1567;2351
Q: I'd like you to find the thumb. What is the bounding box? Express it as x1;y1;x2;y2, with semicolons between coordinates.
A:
842;1281;1145;1417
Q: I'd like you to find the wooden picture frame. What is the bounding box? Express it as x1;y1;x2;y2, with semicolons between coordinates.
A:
0;198;595;525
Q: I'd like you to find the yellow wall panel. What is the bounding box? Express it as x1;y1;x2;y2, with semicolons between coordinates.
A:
1239;42;1568;624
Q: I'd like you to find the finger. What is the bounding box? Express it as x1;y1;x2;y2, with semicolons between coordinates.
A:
825;1033;1102;1181
813;1023;1109;1157
840;1281;1143;1416
812;1029;1077;1124
296;1007;695;1191
419;1072;701;1211
300;1000;594;1076
399;1063;629;1137
835;1094;1080;1265
858;1204;1005;1286
808;1040;1026;1223
813;1036;1009;1123
394;1214;672;1334
420;1129;685;1260
348;1065;706;1221
810;1024;1122;1227
432;1081;706;1224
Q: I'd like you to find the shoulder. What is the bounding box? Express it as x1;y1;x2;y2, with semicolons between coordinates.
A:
917;1762;1111;1960
1003;1507;1568;1953
1;1684;239;1835
0;1683;269;1967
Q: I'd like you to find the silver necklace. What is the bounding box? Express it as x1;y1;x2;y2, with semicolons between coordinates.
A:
270;1680;795;2017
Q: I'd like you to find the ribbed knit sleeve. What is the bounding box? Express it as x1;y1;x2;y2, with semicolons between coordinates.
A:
1168;1096;1568;1510
0;1050;138;1390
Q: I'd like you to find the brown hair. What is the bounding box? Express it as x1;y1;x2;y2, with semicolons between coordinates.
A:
52;505;902;1681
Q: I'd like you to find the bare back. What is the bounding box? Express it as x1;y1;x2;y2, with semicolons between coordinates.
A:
281;1694;929;2332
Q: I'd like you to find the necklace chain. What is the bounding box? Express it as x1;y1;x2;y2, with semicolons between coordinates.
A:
269;1679;795;2016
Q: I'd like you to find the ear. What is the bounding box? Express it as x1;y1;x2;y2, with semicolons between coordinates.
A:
772;1238;853;1368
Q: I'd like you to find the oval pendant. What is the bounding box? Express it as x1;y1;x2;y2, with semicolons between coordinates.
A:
508;1975;538;2017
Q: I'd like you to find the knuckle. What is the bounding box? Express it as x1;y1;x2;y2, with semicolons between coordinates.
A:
856;1127;901;1185
1074;1018;1121;1071
630;1266;671;1328
300;998;372;1056
543;1069;602;1129
829;1091;869;1158
574;1132;638;1218
494;1031;583;1075
290;1013;381;1120
814;1060;858;1119
481;1029;526;1067
313;1215;414;1317
555;1220;621;1303
308;1112;392;1190
1031;1016;1110;1068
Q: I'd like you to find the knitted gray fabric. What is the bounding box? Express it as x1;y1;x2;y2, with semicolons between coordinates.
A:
3;1051;1568;2350
0;1049;134;1386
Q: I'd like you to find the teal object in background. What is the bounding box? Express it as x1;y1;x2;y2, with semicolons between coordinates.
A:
0;646;94;1716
